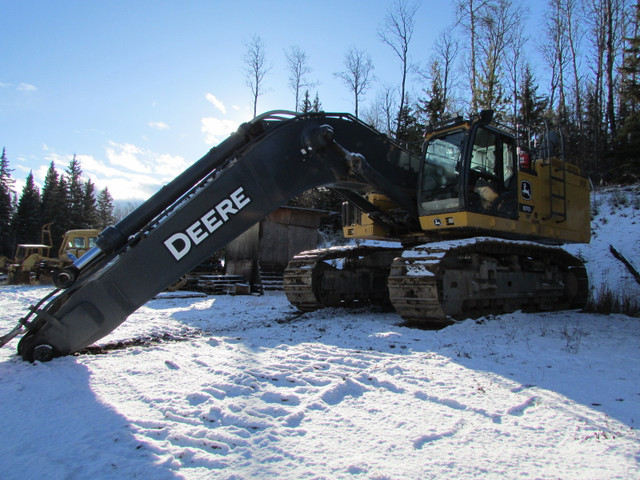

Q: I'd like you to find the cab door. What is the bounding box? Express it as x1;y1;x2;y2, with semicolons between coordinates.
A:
464;125;517;218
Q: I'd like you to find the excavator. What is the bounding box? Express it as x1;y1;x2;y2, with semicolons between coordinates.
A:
1;110;591;362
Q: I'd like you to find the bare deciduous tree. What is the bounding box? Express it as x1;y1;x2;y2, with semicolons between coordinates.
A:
243;35;272;118
433;30;461;115
334;47;375;118
364;85;398;134
284;46;316;111
456;0;494;111
505;4;528;125
542;0;572;121
583;0;627;139
378;0;419;135
475;0;525;115
565;0;584;129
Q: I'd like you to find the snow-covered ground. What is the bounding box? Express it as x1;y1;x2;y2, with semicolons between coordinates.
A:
1;187;639;480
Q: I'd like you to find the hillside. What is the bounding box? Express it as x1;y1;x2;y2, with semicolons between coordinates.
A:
0;187;639;480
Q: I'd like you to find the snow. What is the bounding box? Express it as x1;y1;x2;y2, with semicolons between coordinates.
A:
1;188;640;480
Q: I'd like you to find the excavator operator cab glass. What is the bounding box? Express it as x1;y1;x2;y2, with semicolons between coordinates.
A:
419;124;518;218
419;129;464;213
467;126;517;217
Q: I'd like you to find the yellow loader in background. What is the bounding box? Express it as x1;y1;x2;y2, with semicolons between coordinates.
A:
2;224;99;285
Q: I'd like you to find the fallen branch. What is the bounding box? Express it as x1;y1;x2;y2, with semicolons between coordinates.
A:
610;245;640;286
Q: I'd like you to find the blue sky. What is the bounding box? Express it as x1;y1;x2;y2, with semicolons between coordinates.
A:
1;1;536;201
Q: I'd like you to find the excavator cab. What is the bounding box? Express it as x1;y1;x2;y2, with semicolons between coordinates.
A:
416;112;590;244
419;115;518;220
340;110;589;245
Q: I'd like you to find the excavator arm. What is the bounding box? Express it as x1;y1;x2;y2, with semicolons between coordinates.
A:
14;111;419;361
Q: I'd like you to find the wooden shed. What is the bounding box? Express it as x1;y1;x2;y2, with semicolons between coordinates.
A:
225;206;331;290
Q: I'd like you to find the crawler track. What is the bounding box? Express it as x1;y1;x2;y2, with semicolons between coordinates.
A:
284;238;589;327
283;245;401;311
389;238;588;327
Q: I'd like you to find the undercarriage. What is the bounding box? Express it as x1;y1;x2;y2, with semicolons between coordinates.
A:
284;238;589;327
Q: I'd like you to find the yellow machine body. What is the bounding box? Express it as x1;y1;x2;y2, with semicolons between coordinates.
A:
344;117;591;246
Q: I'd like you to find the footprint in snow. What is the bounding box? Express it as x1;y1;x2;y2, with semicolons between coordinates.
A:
260;391;301;406
413;420;465;449
165;360;180;370
507;396;540;416
320;378;365;405
187;392;209;406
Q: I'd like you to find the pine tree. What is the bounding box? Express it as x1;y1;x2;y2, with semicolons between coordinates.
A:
11;171;42;245
81;179;98;228
66;155;85;229
48;175;70;253
96;187;115;229
40;161;59;224
517;65;548;130
394;100;424;154
312;92;322;112
300;90;312;113
40;161;68;253
0;148;16;256
418;60;446;127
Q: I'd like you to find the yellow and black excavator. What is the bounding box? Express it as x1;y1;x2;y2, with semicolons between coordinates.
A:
3;110;590;361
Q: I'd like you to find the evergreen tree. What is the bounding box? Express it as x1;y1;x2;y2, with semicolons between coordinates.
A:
66;155;85;229
0;148;16;256
40;161;59;224
299;90;321;113
40;162;69;253
47;175;70;253
300;90;313;113
81;179;98;228
312;92;322;112
394;99;424;154
11;171;42;245
517;65;549;131
583;86;604;181
418;60;446;127
41;162;65;249
96;187;115;229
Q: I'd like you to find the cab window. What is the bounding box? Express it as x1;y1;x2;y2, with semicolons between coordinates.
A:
420;129;464;213
468;127;517;217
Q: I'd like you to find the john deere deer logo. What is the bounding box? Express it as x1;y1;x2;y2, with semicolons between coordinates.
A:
520;180;532;201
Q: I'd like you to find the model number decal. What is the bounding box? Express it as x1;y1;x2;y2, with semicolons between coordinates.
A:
519;204;534;214
164;187;251;261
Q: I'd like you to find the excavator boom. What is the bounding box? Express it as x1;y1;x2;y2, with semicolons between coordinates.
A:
14;111;418;361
